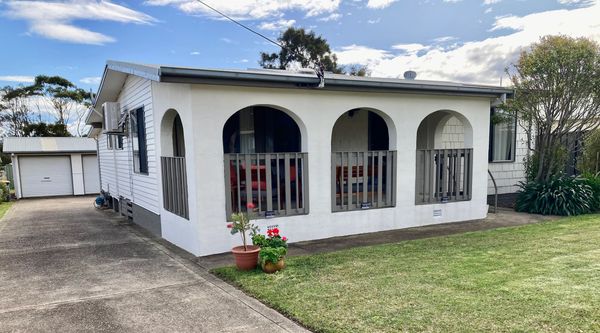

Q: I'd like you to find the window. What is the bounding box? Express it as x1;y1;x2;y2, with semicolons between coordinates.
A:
130;107;148;174
107;135;123;150
489;108;516;162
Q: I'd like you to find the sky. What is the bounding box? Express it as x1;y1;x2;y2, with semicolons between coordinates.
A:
0;0;599;94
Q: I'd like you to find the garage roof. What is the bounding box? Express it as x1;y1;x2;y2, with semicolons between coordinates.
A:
2;137;97;154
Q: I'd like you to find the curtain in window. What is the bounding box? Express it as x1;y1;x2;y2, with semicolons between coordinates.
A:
492;118;515;161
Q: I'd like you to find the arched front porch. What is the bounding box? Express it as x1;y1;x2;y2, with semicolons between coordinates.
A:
415;110;473;204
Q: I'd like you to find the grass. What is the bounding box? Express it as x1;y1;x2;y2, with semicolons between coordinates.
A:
213;216;600;332
0;201;13;220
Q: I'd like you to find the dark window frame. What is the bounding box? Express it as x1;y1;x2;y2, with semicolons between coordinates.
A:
130;107;149;175
488;107;517;163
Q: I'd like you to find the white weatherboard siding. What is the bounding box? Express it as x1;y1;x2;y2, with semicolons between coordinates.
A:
488;124;528;194
19;156;73;197
97;75;159;214
441;116;528;195
150;82;492;256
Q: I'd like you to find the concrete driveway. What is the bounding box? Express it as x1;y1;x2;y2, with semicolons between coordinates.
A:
0;197;307;333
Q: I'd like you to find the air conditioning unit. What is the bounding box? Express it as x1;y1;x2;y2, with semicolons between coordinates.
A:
102;102;122;134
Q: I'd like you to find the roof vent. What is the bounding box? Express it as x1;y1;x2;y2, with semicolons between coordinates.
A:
403;70;417;80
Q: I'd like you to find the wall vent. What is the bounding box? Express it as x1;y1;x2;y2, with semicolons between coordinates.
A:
433;209;442;217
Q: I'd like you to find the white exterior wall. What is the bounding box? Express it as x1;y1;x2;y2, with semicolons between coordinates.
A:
488;124;529;194
440;116;529;195
149;82;493;256
97;75;160;214
70;153;85;195
331;109;369;151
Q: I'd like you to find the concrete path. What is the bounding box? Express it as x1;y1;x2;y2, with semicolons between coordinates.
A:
0;197;308;333
197;208;558;269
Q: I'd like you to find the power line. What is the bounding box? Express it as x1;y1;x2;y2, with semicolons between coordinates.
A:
193;0;284;50
192;0;325;88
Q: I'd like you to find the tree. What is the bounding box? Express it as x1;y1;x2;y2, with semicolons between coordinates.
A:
260;27;345;74
504;35;600;182
0;85;35;137
28;75;92;127
22;122;71;137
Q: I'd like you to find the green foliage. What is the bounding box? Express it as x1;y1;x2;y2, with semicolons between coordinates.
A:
259;246;287;265
22;122;72;137
0;182;9;203
578;129;600;174
228;209;259;251
580;172;600;212
259;27;344;73
516;175;594;215
523;148;567;182
504;35;600;182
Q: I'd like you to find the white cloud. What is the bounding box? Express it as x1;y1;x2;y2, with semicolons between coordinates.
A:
4;0;155;45
145;0;340;19
79;76;101;84
366;0;396;9
483;0;501;4
335;1;600;84
334;44;393;66
258;19;296;31
0;75;35;83
190;51;200;55
391;43;429;54
443;0;463;3
318;12;342;21
484;7;493;14
367;18;381;24
432;36;458;43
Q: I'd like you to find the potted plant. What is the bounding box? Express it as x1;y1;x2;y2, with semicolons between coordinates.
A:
227;202;260;270
256;227;288;274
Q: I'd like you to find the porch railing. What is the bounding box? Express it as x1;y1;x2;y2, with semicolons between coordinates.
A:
224;153;308;219
161;156;189;219
415;148;473;204
332;151;396;212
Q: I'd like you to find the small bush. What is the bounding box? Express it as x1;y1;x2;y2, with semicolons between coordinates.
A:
578;129;600;174
0;182;9;203
516;175;594;216
580;172;600;212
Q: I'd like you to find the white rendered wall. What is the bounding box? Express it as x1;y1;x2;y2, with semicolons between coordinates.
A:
331;109;369;151
151;82;493;256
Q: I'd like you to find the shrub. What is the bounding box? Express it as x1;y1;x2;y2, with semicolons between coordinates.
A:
516;175;594;216
580;172;600;212
0;182;8;203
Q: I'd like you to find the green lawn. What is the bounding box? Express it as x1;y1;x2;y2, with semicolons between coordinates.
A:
213;216;600;332
0;201;13;220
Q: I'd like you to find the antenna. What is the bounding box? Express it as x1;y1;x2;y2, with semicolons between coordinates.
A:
192;0;325;88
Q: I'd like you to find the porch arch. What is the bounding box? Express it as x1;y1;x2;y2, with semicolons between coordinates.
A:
331;108;397;212
222;105;308;219
415;110;473;204
160;109;189;219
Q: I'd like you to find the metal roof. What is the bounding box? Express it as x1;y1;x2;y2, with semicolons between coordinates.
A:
87;60;514;126
2;137;97;154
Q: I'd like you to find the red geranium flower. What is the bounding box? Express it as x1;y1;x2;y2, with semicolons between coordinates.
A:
226;223;233;229
267;229;273;236
282;236;287;242
271;227;279;235
247;202;255;209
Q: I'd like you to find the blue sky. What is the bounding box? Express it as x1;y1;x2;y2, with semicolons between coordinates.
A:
0;0;599;94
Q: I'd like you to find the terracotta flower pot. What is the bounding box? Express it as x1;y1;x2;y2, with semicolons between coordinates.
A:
261;259;285;274
231;245;260;271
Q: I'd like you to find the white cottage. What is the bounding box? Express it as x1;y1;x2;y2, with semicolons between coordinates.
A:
86;61;513;256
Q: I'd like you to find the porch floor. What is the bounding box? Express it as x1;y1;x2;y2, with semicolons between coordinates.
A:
196;208;558;269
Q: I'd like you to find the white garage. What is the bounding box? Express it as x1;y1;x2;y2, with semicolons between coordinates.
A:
2;137;99;199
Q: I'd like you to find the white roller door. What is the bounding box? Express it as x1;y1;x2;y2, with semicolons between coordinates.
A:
82;155;100;194
19;156;73;197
